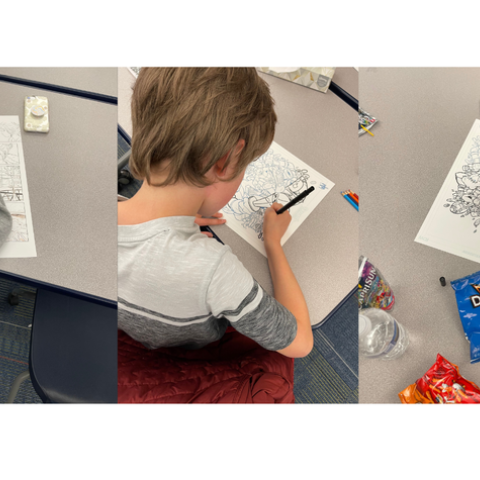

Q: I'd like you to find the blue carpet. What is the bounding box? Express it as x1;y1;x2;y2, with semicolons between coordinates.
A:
294;293;358;403
118;162;359;403
0;279;41;403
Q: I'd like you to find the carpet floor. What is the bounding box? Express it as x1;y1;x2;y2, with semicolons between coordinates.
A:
0;279;41;403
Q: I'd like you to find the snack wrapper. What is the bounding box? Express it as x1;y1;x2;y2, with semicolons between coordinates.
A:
451;270;480;364
399;354;480;404
358;256;395;310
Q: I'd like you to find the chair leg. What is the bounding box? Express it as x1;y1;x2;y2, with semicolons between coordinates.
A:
6;370;30;403
8;288;36;306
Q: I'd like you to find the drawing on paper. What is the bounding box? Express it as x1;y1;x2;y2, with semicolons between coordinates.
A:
221;142;334;256
415;119;480;264
0;116;36;257
443;134;480;233
0;131;28;242
224;149;327;241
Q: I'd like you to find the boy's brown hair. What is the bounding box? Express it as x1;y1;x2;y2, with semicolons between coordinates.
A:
130;68;277;186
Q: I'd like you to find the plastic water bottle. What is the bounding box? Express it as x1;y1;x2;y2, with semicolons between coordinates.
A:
359;308;409;360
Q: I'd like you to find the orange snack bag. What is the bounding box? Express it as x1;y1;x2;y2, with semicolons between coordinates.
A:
399;354;480;404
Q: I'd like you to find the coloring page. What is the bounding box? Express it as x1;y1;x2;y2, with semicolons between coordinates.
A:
0;116;37;258
221;141;334;256
415;119;480;263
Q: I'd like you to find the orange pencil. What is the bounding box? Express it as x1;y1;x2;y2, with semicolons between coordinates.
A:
342;190;358;205
347;190;359;203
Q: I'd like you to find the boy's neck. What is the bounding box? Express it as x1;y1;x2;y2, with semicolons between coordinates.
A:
118;178;205;225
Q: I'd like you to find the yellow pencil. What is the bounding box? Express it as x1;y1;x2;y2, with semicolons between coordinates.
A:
361;124;374;137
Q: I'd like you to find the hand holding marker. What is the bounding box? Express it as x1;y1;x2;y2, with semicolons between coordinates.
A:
276;186;315;214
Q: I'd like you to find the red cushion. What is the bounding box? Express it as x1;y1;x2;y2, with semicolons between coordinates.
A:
118;329;294;403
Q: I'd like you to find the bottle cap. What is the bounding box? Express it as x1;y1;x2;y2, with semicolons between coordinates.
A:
358;313;372;337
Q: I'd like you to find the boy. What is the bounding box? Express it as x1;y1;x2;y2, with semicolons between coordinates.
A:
118;68;313;358
0;195;12;247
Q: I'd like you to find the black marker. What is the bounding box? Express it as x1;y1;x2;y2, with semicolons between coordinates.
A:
276;186;315;214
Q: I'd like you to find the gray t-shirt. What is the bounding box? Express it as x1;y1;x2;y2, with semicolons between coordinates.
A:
118;215;297;351
0;195;12;247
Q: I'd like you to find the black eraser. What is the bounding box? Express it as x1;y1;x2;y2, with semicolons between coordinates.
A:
440;277;446;287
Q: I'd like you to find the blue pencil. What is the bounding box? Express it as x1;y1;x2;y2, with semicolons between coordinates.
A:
342;193;359;211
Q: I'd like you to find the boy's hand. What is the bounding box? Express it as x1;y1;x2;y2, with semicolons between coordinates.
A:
263;202;291;247
195;213;226;237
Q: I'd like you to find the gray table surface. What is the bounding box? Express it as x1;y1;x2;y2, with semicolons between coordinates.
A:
117;67;359;325
359;68;480;403
0;81;117;301
0;68;117;97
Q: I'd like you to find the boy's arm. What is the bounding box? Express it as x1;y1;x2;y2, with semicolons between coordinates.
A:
263;203;314;358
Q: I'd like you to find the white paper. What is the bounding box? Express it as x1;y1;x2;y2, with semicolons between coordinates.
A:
221;141;334;256
0;116;37;258
415;119;480;264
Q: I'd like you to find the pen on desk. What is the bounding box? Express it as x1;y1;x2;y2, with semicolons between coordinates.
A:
342;191;359;211
276;186;315;214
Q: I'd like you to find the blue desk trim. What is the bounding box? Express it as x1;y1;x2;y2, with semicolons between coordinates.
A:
0;269;116;309
0;75;118;105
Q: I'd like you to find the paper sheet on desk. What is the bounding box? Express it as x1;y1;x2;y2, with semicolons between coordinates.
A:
0;116;37;258
221;141;334;257
415;119;480;264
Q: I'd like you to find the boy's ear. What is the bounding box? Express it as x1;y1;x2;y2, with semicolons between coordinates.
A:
215;139;246;178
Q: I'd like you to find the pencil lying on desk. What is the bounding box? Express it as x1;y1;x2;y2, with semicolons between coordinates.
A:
341;190;359;211
360;124;374;136
341;190;358;206
346;189;359;204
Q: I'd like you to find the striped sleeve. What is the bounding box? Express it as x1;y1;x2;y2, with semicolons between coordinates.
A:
206;249;297;351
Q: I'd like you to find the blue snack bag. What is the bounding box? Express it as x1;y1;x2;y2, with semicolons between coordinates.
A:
451;270;480;364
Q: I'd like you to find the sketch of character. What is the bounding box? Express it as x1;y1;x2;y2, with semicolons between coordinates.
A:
224;149;317;240
444;135;480;232
0;121;29;243
0;122;21;143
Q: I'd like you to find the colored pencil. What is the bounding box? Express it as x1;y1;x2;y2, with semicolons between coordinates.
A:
345;191;358;206
341;190;359;206
361;124;374;137
276;186;315;214
342;192;359;211
347;190;359;203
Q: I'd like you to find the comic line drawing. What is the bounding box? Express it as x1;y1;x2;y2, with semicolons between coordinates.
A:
444;134;480;233
0;116;36;257
416;119;480;264
221;142;334;256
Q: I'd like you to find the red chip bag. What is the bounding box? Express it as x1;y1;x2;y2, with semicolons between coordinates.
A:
399;354;480;404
